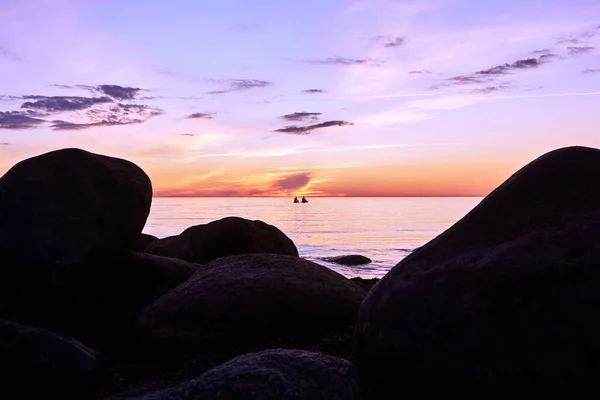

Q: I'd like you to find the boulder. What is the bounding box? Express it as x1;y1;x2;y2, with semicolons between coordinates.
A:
356;146;600;398
0;148;152;268
128;349;370;400
325;255;372;266
146;217;299;264
0;318;99;399
135;253;365;358
134;234;159;252
0;252;198;354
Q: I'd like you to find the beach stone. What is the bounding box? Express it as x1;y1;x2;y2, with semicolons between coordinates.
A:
135;253;365;357
129;349;369;400
146;216;299;264
325;255;372;266
0;318;99;399
0;252;197;354
0;148;152;268
134;234;160;252
356;146;600;398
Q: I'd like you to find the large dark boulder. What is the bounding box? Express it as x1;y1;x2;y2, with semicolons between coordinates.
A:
127;349;370;400
0;319;99;399
134;234;159;252
0;252;198;354
356;146;600;398
0;148;152;268
135;253;364;358
146;217;299;264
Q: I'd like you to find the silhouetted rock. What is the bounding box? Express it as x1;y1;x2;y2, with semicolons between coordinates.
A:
146;217;299;264
0;252;197;355
0;148;152;268
350;277;380;291
356;146;600;398
0;318;99;399
134;234;159;252
127;349;370;400
135;253;364;359
325;254;372;266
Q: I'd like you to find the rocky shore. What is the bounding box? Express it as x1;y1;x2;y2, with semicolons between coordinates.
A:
0;146;599;399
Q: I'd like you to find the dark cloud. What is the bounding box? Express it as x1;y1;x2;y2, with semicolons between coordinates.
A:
557;37;582;45
0;110;46;130
21;96;113;112
181;133;195;136
308;57;379;66
0;46;20;61
49;84;74;89
274;120;353;135
568;46;595;55
96;85;142;100
206;79;271;94
370;35;405;48
302;89;324;94
471;83;513;94
448;75;490;84
583;68;600;74
271;173;311;191
476;58;542;76
531;49;552;55
187;112;215;119
281;112;322;122
0;142;9;145
409;70;432;74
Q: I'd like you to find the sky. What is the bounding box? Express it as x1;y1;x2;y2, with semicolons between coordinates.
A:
0;0;599;197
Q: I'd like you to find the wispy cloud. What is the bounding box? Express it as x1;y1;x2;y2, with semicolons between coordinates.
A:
206;79;271;94
187;112;215;119
281;112;322;121
308;56;380;66
371;35;405;48
409;70;432;74
0;46;20;62
274;120;353;135
568;46;595;55
471;83;513;94
583;68;600;74
50;84;144;100
21;95;113;112
302;89;324;94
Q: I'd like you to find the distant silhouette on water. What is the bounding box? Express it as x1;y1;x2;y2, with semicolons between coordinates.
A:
301;197;308;203
293;197;299;203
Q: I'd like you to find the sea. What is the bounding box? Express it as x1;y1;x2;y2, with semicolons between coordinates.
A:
142;197;483;279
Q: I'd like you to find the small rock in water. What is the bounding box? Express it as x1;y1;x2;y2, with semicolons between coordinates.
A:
324;255;372;266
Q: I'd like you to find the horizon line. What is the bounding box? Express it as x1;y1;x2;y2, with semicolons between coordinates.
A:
151;195;486;198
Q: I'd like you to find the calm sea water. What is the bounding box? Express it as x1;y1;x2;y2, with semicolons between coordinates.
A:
142;197;482;278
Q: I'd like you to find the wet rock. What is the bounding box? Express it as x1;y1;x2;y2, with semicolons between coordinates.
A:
135;253;364;359
146;217;299;264
128;349;370;400
134;234;159;252
0;318;99;399
350;277;380;291
0;148;152;268
356;146;600;398
325;255;372;266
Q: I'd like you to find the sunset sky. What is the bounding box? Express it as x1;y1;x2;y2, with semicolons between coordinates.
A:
1;0;599;196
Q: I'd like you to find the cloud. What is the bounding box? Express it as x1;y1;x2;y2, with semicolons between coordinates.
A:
302;89;324;94
308;56;380;66
0;46;20;61
21;96;113;112
531;49;552;55
371;35;405;48
476;58;543;76
49;119;143;131
274;120;354;135
270;173;312;192
471;83;513;94
281;112;322;121
568;46;595;55
409;70;432;74
206;79;271;94
96;85;142;100
0;111;45;130
0;142;9;145
187;112;215;119
181;133;195;136
583;68;600;74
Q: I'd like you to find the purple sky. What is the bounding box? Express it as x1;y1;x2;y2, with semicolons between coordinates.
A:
0;0;599;196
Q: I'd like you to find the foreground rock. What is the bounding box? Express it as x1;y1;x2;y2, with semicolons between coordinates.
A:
0;319;99;399
324;255;372;266
126;349;370;400
0;252;197;354
134;234;159;252
356;146;600;398
135;253;365;358
146;217;299;264
0;148;152;268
